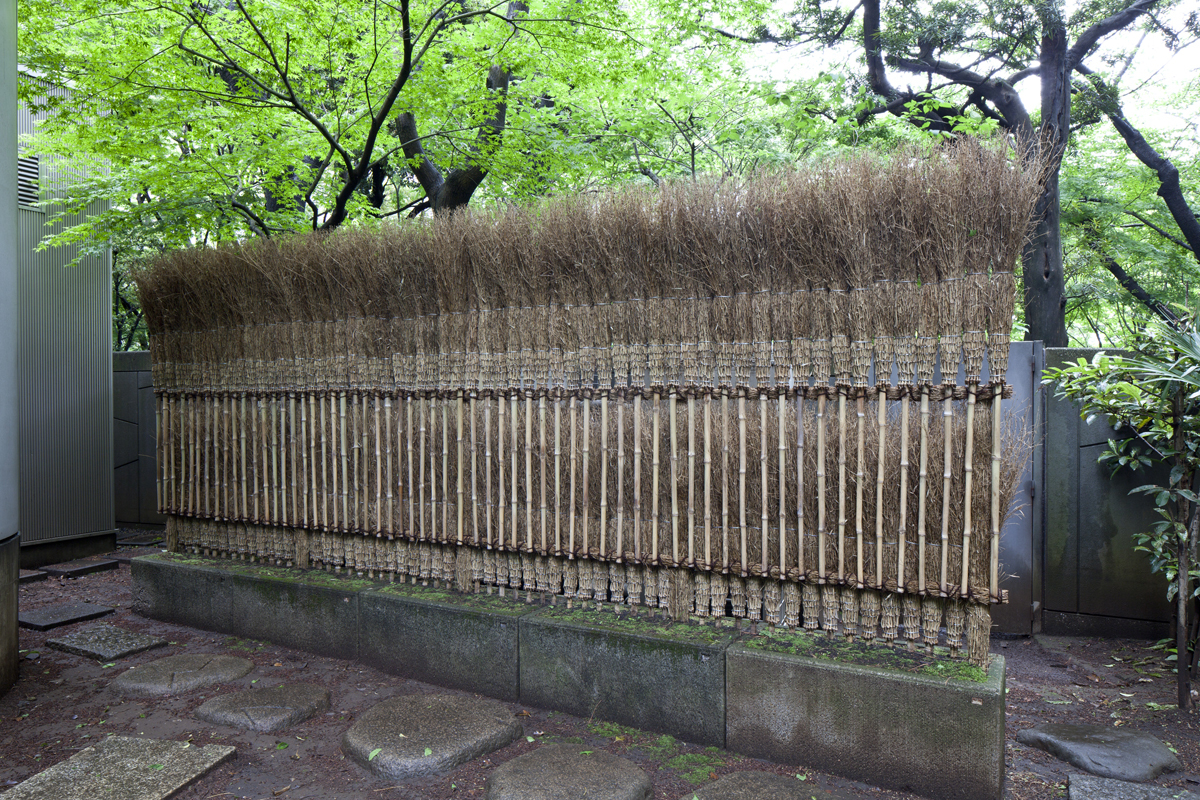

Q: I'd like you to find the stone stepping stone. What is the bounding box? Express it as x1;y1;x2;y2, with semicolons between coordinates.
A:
113;654;254;697
676;771;842;799
18;569;47;584
342;694;522;780
0;734;235;800
1017;723;1182;782
47;623;168;661
19;601;114;631
1069;774;1200;800
195;683;330;733
485;743;651;800
41;558;120;578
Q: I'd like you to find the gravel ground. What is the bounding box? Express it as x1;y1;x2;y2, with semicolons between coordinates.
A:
2;543;1198;800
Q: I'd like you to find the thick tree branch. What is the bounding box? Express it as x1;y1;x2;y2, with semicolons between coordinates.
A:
1066;0;1158;71
1077;70;1200;264
860;0;954;132
1085;238;1181;326
891;55;1032;137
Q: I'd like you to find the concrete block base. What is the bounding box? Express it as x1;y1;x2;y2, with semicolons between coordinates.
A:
519;607;733;747
360;585;533;701
726;640;1005;800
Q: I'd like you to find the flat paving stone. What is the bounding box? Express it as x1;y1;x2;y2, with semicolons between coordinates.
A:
0;734;235;800
18;569;47;584
41;558;120;578
47;624;168;661
18;601;115;631
195;683;329;732
676;771;849;799
342;694;522;780
485;743;651;800
112;654;254;697
1068;774;1200;800
1017;724;1182;782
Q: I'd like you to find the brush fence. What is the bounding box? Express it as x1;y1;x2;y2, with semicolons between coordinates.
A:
144;147;1040;666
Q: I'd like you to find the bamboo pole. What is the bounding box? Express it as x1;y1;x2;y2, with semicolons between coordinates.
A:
855;393;866;589
940;396;953;596
670;391;679;566
340;390;349;533
991;394;1002;602
526;393;534;552
288;392;298;529
168;395;176;513
385;395;394;536
917;390;930;592
221;394;230;520
377;393;384;535
875;393;885;588
792;393;804;581
419;394;427;540
569;396;577;557
837;389;847;583
429;395;438;543
779;393;787;576
554;396;563;554
271;396;280;525
600;393;609;558
722;391;730;572
258;396;267;526
192;394;199;517
485;395;493;549
898;394;910;592
496;393;506;551
457;391;465;545
633;393;642;562
321;394;330;532
738;390;748;576
703;393;712;570
816;393;827;581
443;395;451;544
471;393;479;546
511;393;519;550
540;395;548;553
688;393;696;568
960;389;976;598
241;394;249;521
407;395;415;538
281;393;291;530
616;398;624;561
300;393;309;529
651;391;661;564
760;391;768;577
206;392;214;519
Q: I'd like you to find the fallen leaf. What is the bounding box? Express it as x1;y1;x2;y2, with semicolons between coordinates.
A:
272;786;292;796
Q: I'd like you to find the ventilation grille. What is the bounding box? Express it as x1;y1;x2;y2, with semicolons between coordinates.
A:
18;156;39;207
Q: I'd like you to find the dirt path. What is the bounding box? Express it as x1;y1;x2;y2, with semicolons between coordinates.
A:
3;551;1197;799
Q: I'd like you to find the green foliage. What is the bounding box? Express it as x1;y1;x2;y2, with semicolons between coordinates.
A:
664;751;728;785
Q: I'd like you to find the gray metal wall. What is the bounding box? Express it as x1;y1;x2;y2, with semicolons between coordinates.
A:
991;341;1044;636
17;93;114;546
114;351;165;527
3;0;19;697
1043;348;1170;637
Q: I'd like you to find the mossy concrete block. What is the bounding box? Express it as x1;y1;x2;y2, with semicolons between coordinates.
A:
519;607;733;747
359;584;535;701
132;553;364;659
725;646;1005;800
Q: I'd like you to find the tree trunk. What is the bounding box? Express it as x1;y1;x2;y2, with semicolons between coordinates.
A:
1023;19;1069;347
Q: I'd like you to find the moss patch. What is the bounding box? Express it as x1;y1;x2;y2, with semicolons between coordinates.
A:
535;606;732;645
741;626;988;682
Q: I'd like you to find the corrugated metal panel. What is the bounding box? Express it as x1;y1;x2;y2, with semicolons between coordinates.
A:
16;91;114;544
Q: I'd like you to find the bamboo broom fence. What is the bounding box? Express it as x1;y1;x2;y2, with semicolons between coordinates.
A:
140;141;1045;666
